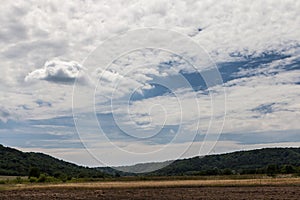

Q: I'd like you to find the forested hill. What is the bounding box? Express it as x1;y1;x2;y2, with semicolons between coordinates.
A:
0;144;108;178
151;147;300;176
1;144;300;177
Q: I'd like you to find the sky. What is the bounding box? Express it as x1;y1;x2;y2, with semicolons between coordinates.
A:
0;0;300;168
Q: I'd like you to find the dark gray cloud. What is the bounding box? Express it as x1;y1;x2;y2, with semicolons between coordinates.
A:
35;99;52;107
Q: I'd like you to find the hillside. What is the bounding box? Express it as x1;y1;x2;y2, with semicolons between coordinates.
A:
151;148;300;176
1;144;300;178
0;144;108;178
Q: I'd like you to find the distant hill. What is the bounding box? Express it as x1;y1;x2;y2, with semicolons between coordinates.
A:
0;144;109;178
1;144;300;178
150;148;300;176
114;160;173;174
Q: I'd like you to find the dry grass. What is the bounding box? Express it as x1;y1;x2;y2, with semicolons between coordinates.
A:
0;176;26;180
3;177;300;191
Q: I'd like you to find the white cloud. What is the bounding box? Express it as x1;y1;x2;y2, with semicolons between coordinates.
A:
25;59;87;84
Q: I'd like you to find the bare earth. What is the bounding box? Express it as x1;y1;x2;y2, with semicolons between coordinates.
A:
1;178;300;200
1;186;300;200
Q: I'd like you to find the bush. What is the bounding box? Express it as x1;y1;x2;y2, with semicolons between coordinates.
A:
29;177;38;183
53;171;68;182
281;165;297;174
222;168;234;175
15;177;23;184
45;176;57;183
38;174;47;182
59;174;68;183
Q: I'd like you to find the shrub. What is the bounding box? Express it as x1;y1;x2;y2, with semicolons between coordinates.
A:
15;177;23;184
222;168;233;175
281;165;297;174
29;177;38;183
38;174;47;182
45;176;57;183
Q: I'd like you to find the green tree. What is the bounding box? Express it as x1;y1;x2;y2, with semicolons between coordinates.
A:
28;167;40;178
266;164;278;176
281;165;296;174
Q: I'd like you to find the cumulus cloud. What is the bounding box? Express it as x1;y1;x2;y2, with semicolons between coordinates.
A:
25;59;87;84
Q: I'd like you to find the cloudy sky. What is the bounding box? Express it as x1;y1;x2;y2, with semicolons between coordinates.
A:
0;0;300;167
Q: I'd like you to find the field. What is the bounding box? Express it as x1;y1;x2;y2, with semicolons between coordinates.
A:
1;177;300;199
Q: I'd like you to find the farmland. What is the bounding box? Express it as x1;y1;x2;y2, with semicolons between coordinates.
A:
1;177;300;199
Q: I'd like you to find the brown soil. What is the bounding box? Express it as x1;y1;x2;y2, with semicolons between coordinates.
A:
1;186;300;200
